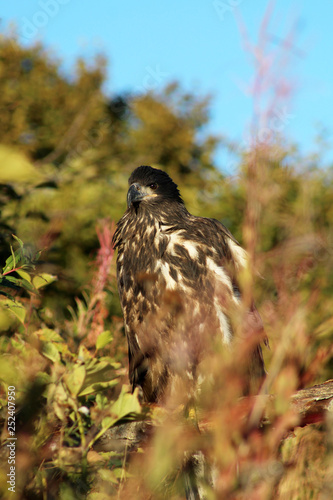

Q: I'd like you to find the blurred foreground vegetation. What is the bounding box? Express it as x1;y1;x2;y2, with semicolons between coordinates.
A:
0;33;333;499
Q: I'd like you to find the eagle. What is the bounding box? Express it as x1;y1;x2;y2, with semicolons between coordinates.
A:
112;166;266;404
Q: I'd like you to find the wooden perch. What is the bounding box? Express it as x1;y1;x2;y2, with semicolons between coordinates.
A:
93;379;333;453
245;378;333;431
290;378;333;425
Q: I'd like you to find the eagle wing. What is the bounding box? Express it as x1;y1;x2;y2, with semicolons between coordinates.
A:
198;216;268;378
114;209;266;401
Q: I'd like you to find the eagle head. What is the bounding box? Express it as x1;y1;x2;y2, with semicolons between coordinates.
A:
127;166;183;208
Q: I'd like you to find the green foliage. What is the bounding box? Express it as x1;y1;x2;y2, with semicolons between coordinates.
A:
0;235;56;326
0;239;142;499
0;34;106;161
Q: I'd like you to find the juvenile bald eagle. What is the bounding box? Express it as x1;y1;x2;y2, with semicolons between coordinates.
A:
113;166;266;403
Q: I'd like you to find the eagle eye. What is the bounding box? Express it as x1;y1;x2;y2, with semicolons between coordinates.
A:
149;183;157;190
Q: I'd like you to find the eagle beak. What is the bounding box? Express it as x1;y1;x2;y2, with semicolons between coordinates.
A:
127;183;150;207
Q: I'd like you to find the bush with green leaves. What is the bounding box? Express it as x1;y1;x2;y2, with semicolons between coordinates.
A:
0;236;144;499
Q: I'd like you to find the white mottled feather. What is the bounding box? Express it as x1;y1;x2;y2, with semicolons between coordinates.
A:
155;261;177;290
180;239;199;259
228;239;248;269
165;230;185;256
214;297;232;344
206;257;232;289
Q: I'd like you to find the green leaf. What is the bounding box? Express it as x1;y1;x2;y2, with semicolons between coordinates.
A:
32;273;57;290
65;364;86;396
96;393;109;409
3;275;36;293
110;386;141;421
78;344;93;362
83;358;112;375
10;245;16;269
52;383;69;421
19;278;36;292
2;275;21;285
12;235;24;249
3;251;17;274
42;342;61;363
78;378;119;397
16;269;32;283
96;330;113;350
5;301;26;324
36;328;64;343
100;415;117;430
78;359;118;395
100;387;141;431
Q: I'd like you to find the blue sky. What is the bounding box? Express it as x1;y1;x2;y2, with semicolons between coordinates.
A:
1;0;332;173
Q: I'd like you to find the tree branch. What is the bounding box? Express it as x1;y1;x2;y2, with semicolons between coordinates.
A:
289;378;333;425
92;379;333;453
